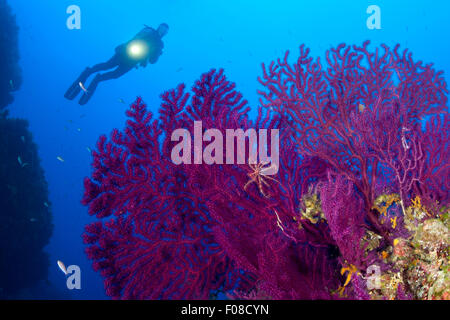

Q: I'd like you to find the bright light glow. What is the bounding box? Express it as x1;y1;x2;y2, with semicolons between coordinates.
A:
127;40;148;59
130;44;142;56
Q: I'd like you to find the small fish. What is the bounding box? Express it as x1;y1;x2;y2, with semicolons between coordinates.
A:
401;136;409;150
20;136;25;143
43;202;49;207
57;156;65;162
86;147;92;153
77;128;81;132
57;260;68;275
358;103;365;112
30;218;37;222
175;67;183;72
17;156;28;167
79;82;88;93
118;98;125;104
9;80;14;90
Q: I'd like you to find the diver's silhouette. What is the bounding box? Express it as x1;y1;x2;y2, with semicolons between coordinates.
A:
65;23;169;105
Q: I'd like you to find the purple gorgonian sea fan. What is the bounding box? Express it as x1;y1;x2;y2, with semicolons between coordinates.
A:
258;41;448;297
258;41;447;211
82;69;340;299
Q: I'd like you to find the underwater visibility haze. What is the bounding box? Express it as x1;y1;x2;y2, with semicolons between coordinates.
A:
1;0;449;300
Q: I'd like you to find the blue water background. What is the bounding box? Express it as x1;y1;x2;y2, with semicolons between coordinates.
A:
7;0;450;299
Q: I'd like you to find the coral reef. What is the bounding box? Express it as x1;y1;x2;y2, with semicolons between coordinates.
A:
355;195;449;300
0;117;53;297
0;0;22;112
83;42;449;300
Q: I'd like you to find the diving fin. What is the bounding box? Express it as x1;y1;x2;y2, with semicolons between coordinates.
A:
64;67;93;100
78;74;100;105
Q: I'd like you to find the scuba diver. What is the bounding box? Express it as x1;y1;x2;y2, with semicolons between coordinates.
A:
65;23;169;105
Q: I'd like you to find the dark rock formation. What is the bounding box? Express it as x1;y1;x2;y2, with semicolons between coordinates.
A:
0;0;22;112
0;0;53;298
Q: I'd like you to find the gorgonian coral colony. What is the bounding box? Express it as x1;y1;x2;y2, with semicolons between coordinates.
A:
82;42;449;300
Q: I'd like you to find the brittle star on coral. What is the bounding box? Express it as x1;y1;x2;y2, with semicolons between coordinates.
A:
243;162;280;198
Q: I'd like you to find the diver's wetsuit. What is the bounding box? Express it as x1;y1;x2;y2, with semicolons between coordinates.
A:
65;26;165;105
